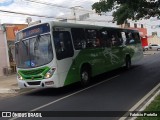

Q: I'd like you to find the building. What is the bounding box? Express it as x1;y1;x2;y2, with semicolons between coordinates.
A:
57;6;117;27
130;27;148;47
0;24;27;76
122;23;148;47
148;35;160;45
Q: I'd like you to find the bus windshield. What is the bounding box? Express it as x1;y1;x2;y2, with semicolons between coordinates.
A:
15;34;53;68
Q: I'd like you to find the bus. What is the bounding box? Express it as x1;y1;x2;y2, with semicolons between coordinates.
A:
15;21;143;88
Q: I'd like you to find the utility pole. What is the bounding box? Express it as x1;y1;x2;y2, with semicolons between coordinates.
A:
71;7;76;23
26;17;32;26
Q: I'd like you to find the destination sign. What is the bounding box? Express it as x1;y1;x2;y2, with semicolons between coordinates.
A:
16;23;50;40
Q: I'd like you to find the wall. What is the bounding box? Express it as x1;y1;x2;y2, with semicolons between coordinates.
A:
148;35;160;45
0;24;27;76
0;30;10;76
129;27;148;47
5;24;27;41
6;24;27;74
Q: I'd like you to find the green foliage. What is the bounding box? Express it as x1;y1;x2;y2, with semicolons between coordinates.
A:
136;95;160;120
145;95;160;111
92;0;160;25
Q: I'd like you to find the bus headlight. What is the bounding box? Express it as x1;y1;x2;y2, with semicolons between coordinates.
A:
44;68;56;79
17;73;23;80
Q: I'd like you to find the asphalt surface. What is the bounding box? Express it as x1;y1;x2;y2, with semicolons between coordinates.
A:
0;53;160;120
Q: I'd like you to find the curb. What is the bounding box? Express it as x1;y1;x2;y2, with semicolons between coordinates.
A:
119;83;160;120
140;89;160;111
129;88;160;120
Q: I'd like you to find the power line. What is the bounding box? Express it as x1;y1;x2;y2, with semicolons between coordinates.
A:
24;0;70;9
0;12;111;22
23;0;96;14
0;9;75;21
1;0;111;21
0;10;114;24
0;0;113;24
0;9;56;19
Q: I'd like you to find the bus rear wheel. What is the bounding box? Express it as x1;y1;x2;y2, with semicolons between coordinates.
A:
125;56;131;69
80;67;90;86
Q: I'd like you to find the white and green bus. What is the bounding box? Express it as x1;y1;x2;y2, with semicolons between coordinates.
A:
15;21;143;88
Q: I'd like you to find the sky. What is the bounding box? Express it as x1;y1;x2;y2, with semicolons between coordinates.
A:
0;0;160;36
0;0;100;23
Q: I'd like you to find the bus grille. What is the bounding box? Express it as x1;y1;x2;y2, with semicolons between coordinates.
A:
20;68;46;76
18;66;50;80
27;81;41;85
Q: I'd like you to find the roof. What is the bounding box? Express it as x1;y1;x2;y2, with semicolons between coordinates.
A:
18;21;140;33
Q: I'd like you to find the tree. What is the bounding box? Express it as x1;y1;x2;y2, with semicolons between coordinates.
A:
92;0;160;25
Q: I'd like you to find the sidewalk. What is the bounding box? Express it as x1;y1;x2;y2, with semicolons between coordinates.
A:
143;50;160;55
0;74;19;98
0;74;18;89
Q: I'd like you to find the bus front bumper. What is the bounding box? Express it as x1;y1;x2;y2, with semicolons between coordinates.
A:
17;75;60;88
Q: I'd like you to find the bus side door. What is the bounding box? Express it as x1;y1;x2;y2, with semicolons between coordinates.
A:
53;29;74;86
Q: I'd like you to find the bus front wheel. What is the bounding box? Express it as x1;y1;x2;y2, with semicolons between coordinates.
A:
80;67;90;86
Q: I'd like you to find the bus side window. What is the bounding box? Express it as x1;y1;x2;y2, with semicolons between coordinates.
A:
53;31;74;60
129;32;135;44
95;31;101;47
71;28;86;50
99;29;111;48
109;30;121;47
125;32;129;45
125;32;135;45
116;31;123;46
85;29;99;48
133;32;141;43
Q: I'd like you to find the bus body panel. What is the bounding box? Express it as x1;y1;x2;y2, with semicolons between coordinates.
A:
64;45;143;86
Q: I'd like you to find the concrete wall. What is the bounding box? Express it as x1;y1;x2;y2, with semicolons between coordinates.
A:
0;30;10;76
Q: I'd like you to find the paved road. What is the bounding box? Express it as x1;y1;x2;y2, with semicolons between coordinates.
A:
0;54;160;120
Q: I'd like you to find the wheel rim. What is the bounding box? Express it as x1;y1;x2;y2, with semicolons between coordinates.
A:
82;71;89;83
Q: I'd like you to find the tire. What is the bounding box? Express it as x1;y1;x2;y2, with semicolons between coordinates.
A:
125;56;131;70
145;48;148;51
80;67;90;86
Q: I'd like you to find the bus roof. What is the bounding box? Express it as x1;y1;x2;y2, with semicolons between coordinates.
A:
50;21;138;32
18;21;139;33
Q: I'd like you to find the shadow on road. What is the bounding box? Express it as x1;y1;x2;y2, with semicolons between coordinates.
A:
24;65;140;97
